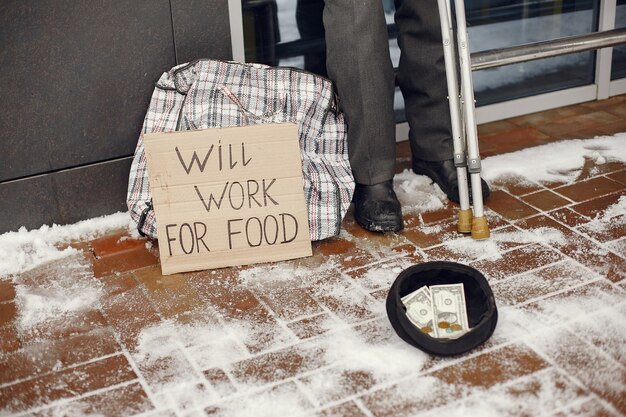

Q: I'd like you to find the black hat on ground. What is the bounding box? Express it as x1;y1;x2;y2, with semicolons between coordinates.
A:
386;261;498;356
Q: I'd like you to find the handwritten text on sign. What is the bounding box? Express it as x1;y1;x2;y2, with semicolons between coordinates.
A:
143;123;312;275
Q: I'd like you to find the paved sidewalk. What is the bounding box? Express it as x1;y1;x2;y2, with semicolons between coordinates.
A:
1;96;625;416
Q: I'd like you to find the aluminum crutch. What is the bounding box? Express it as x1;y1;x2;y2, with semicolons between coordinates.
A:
436;0;471;235
436;0;490;240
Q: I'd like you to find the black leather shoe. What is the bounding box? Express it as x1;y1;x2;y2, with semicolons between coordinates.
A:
412;158;490;204
353;180;403;232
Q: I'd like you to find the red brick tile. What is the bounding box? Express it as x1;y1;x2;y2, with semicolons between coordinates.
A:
317;401;369;417
133;266;205;319
577;218;626;243
342;214;410;251
0;301;17;327
361;345;548;416
99;274;162;351
361;372;464;416
491;260;595;306
312;234;379;271
536;111;621;138
431;344;549;389
548;126;613;142
551;398;617;417
421;222;515;263
470;243;563;281
527;327;625;413
313;236;358;257
577;159;626;182
92;247;160;278
521;189;572;212
187;269;292;354
0;354;137;414
0;327;120;385
0;279;16;302
547;207;590;227
301;368;376;406
286;313;334;340
203;367;237;398
570;191;626;218
608;239;626;259
310;278;378;324
568;313;626;367
480;127;551;154
230;344;326;385
134;347;198;392
18;309;109;346
32;382;153;417
553;177;624;202
607;169;626;185
599;117;626;135
89;231;150;258
418;203;458;225
401;219;460;249
485;190;539;221
523;280;623;325
508;105;590;127
579;95;626;111
188;271;265;320
204;381;312;415
477;120;519;136
0;324;21;353
516;215;626;282
488;174;544;197
389;243;425;263
256;286;323;321
345;257;414;292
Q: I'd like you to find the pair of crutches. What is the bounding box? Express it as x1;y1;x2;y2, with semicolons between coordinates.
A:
436;0;490;240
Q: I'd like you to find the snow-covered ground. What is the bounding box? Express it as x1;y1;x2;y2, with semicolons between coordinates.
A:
1;134;625;416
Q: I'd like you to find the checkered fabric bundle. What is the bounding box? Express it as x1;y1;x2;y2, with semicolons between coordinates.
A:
127;59;354;241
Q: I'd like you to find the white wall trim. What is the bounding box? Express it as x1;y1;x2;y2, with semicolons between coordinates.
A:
475;85;598;124
596;0;617;99
396;85;598;141
228;0;246;61
610;78;626;95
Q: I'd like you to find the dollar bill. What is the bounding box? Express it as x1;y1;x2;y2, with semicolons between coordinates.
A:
402;286;436;337
401;286;431;305
430;283;469;339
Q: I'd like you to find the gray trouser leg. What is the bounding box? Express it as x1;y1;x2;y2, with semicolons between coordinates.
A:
395;0;454;161
323;0;396;185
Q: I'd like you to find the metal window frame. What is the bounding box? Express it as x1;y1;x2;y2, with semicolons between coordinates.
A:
227;0;626;129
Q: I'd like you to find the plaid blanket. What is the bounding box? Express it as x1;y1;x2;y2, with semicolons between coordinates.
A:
127;59;354;241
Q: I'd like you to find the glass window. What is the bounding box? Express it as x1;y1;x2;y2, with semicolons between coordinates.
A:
469;0;600;105
242;0;602;116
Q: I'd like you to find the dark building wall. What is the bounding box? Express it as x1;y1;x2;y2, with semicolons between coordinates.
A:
0;0;232;233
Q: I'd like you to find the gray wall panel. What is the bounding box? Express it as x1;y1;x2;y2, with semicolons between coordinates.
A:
0;175;61;233
55;158;133;225
0;1;235;233
0;0;175;181
171;0;233;63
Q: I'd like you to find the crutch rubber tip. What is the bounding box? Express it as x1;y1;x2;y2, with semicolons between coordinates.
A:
471;216;490;240
458;208;473;234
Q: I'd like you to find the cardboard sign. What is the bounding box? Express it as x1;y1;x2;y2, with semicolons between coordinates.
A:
143;123;312;275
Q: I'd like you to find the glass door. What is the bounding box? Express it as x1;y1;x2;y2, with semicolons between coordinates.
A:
468;0;600;105
232;0;623;125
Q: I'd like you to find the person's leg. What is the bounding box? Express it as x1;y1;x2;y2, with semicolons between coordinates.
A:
323;0;396;185
296;0;327;77
394;0;489;202
323;0;403;231
395;0;453;161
